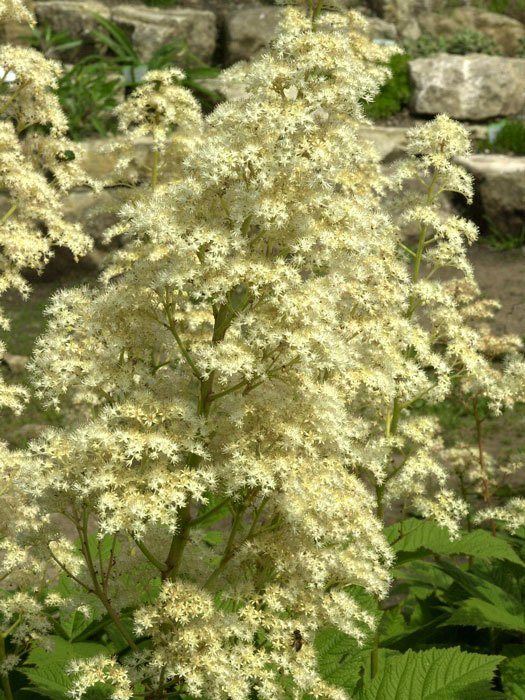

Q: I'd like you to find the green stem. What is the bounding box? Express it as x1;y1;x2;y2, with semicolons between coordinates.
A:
189;497;231;528
473;398;496;537
162;501;192;581
204;505;245;589
0;635;14;700
0;204;17;227
375;483;385;521
77;512;139;652
370;622;381;680
132;535;168;573
407;171;438;318
209;377;249;402
162;289;253;584
164;301;203;381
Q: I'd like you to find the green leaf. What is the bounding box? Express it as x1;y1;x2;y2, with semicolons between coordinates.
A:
202;530;223;546
501;654;525;699
387;518;523;566
86;533;119;565
445;598;525;633
59;607;95;641
191;495;231;529
91;13;137;62
315;627;399;695
21;636;109;699
394;560;453;593
359;647;503;700
381;607;450;651
315;628;366;694
436;559;525;632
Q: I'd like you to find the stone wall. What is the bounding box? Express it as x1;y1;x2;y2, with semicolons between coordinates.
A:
2;0;524;276
5;0;525;68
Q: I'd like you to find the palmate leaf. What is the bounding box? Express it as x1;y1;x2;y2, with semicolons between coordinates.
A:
59;607;95;641
387;519;524;566
501;655;525;699
445;598;525;633
21;636;110;699
315;628;365;694
315;628;399;696
436;559;525;632
359;647;503;700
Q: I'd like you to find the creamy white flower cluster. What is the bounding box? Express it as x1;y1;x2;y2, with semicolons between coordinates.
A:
25;6;400;698
7;1;525;699
0;0;94;673
0;22;92;412
367;114;525;534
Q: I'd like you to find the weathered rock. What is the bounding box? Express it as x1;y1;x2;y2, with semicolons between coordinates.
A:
34;1;110;58
111;5;217;64
178;0;363;11
174;0;267;22
1;353;28;375
366;0;435;39
360;125;409;162
62;189;123;246
224;5;282;64
418;7;525;56
79;136;154;182
198;75;248;102
456;154;525;237
409;54;525;120
366;16;398;40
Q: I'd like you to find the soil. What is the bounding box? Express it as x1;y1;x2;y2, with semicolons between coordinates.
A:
469;244;525;338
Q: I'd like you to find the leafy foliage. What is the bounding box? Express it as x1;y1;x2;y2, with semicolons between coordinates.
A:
362;53;411;120
143;0;180;7
484;214;525;251
21;637;110;699
27;21;82;59
481;119;525;155
387;518;524;565
31;15;222;139
480;0;525;20
57;58;122;139
406;30;499;57
360;647;503;699
313;527;525;697
501;654;525;699
316;629;504;698
438;0;525;20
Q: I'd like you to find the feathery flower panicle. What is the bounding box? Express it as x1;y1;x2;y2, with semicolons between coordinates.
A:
101;68;204;192
10;2;525;698
68;656;133;700
0;0;33;25
25;5;402;697
0;0;95;678
367;113;525;530
475;498;525;534
0;9;92;336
